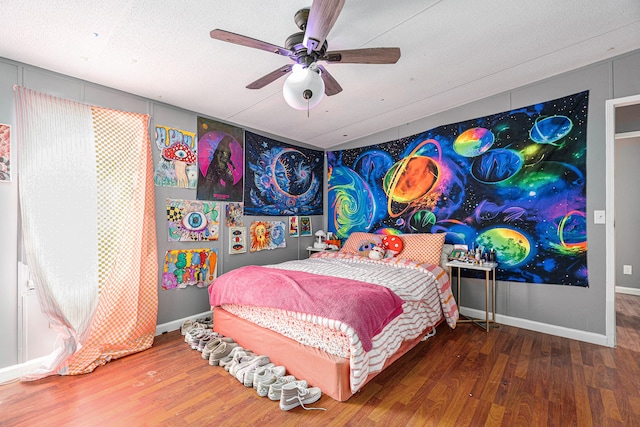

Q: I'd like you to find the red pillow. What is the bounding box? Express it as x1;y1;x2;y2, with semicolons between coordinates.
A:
381;235;404;257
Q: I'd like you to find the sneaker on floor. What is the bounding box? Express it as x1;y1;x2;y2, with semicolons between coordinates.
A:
202;337;234;360
181;319;196;336
268;378;304;401
235;355;271;385
185;325;207;344
196;331;220;352
245;363;275;388
253;366;286;393
279;382;325;411
209;342;240;366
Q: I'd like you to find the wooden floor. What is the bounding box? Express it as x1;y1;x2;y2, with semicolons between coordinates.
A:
1;308;639;426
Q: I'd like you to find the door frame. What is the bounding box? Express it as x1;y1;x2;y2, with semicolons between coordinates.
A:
605;93;640;348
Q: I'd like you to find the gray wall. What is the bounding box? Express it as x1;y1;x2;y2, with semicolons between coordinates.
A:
1;49;639;370
0;58;321;369
331;50;640;335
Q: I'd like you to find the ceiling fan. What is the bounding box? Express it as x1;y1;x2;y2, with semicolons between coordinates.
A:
210;0;401;109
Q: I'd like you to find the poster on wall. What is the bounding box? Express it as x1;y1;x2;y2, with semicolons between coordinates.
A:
289;216;299;237
0;123;10;182
229;226;248;254
153;125;197;188
226;202;244;227
162;248;218;290
167;198;220;241
299;216;312;236
196;117;244;202
244;131;323;216
250;220;286;252
327;91;589;287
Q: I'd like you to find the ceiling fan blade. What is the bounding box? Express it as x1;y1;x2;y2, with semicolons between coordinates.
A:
210;29;291;57
318;65;342;96
246;64;293;90
303;0;345;53
322;47;401;64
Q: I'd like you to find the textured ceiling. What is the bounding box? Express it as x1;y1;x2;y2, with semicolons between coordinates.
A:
1;0;639;148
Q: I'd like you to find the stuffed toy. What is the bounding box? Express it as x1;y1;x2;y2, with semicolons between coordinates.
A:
368;244;386;260
381;235;404;258
358;238;381;257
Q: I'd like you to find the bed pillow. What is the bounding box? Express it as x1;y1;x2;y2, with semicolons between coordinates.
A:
397;233;446;265
340;232;381;256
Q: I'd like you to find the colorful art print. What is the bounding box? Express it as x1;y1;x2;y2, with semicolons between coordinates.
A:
153;125;197;188
328;91;589;287
244;131;323;216
289;216;299;237
0;123;10;182
225;202;244;227
196;117;244;202
299;216;312;236
250;220;286;252
162;248;218;290
229;226;247;254
167;198;220;241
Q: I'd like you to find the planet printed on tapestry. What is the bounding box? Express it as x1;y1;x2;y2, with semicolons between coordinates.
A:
244;131;323;216
327;91;589;286
167;198;219;241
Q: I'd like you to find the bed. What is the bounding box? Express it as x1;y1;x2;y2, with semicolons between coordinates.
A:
208;232;459;402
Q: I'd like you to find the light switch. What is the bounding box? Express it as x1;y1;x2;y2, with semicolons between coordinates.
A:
594;210;606;224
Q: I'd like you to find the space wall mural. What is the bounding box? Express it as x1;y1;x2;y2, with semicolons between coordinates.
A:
327;91;589;286
244;131;323;216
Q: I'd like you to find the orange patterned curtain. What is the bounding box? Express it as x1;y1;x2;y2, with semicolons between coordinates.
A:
15;87;158;379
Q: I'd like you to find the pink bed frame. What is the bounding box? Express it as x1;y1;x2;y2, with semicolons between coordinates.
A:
213;307;437;401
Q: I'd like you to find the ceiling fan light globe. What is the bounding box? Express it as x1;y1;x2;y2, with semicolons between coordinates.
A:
282;66;325;110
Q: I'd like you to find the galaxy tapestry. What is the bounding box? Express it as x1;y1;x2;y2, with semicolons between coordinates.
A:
244;131;323;216
328;91;589;286
196;118;244;202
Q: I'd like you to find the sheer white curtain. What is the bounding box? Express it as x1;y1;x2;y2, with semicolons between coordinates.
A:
15;86;158;379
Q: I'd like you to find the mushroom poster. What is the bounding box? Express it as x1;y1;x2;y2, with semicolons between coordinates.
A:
154;125;197;188
196;117;244;202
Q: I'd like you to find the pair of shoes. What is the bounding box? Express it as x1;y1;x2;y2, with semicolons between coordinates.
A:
209;342;240;366
228;351;258;376
245;363;275;388
189;329;216;350
279;382;325;411
202;337;234;360
185;324;210;344
181;319;196;335
235;355;271;385
254;366;286;395
268;378;305;401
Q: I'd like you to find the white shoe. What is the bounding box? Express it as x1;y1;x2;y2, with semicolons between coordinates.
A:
279;382;324;411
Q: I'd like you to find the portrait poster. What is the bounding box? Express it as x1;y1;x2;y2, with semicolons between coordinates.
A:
0;123;10;182
328;91;589;286
225;202;244;227
153;125;197;188
289;216;299;237
162;248;218;290
167;198;220;241
229;226;247;254
299;216;312;236
250;220;286;252
244;131;323;215
196;117;244;202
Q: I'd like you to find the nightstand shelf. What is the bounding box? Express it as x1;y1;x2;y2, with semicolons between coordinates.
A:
306;246;339;257
445;260;498;332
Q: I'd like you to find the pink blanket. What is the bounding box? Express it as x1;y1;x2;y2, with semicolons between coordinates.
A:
209;265;405;352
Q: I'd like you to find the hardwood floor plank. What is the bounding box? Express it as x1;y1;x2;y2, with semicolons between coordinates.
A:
1;320;640;426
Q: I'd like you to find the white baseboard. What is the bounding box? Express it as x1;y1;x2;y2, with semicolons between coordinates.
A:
0;310;213;385
459;307;610;347
615;286;640;296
